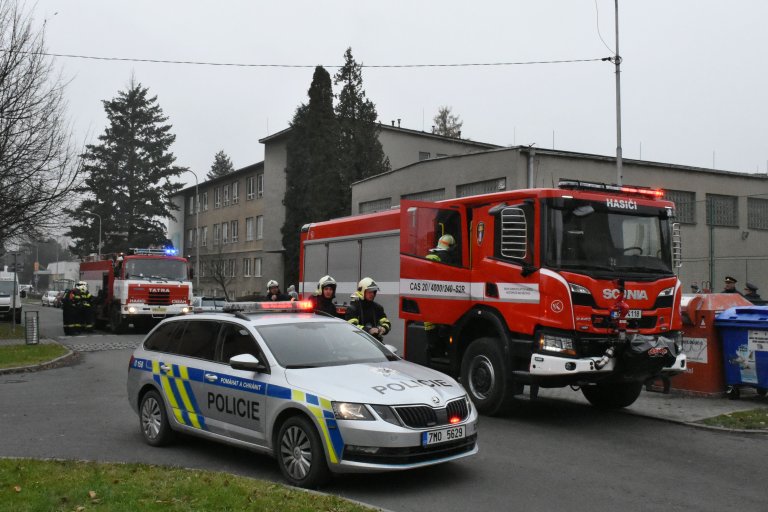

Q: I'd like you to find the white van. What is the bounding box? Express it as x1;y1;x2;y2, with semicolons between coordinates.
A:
0;271;22;323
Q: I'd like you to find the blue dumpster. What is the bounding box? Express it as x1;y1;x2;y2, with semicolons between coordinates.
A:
715;306;768;399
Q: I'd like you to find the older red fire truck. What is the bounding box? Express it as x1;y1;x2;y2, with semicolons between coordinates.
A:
79;248;192;333
300;180;687;414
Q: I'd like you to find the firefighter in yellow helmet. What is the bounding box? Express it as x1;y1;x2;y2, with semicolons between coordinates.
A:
345;277;391;341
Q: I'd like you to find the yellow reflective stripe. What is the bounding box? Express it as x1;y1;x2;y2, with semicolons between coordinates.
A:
173;378;200;429
308;404;338;464
320;398;333;410
173;408;185;424
292;389;306;403
179;366;190;380
152;360;160;373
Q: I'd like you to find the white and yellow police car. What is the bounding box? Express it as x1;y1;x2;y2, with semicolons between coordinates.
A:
127;301;478;487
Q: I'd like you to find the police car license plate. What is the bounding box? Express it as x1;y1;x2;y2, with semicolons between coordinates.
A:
422;425;465;447
626;309;642;319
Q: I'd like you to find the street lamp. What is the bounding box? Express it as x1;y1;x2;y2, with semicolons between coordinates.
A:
84;210;102;258
184;170;200;290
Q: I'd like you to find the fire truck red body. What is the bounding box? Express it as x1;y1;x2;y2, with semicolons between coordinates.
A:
300;180;688;413
79;248;193;333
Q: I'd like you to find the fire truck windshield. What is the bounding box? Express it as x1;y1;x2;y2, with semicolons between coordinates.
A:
124;258;188;281
543;199;674;276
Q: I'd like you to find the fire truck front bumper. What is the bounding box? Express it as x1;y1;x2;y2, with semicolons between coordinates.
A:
122;304;192;318
529;352;687;377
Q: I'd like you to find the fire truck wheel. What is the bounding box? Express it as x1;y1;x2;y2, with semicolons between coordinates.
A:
110;306;126;334
581;382;643;409
460;337;515;416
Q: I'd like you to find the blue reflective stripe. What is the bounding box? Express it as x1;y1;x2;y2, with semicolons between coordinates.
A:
325;419;344;456
323;409;335;419
306;393;319;406
267;384;292;399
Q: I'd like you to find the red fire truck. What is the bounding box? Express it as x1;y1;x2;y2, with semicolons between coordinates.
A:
300;180;687;414
79;248;193;333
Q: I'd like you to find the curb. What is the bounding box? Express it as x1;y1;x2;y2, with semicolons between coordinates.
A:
0;341;78;375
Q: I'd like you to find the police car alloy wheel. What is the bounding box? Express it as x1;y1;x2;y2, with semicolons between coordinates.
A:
277;415;330;488
140;390;175;446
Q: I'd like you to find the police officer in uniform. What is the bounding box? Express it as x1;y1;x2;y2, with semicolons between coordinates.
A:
743;282;764;304
345;277;391;342
722;276;740;294
309;275;341;317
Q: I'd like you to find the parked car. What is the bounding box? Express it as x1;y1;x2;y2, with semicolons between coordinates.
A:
41;290;59;307
191;296;227;313
127;300;478;488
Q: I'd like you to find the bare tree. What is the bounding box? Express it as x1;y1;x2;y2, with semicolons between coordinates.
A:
0;1;81;249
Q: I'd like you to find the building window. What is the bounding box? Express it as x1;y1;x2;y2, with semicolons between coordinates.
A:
231;220;239;243
243;258;252;277
246;176;255;200
213;224;220;245
419;151;431;161
223;184;230;207
214;187;221;208
257;173;264;198
188;195;195;215
402;189;446;202
359;198;392;214
232;181;239;204
246;217;254;241
748;197;768;230
457;178;506;198
201;226;208;247
256;215;264;240
202;191;208;211
706;194;738;227
254;257;262;277
664;190;696;224
221;221;229;244
186;229;194;248
228;259;236;277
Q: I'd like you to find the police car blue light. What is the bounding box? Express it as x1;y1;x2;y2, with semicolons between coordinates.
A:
126;303;478;488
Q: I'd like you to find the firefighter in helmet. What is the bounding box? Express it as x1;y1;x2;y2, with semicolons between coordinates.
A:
426;234;457;265
264;279;291;301
65;281;94;334
309;275;341;317
345;277;391;341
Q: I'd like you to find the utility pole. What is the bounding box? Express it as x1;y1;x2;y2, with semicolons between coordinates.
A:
613;0;623;185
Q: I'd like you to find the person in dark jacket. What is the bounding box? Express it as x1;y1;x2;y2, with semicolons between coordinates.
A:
309;275;341;317
722;276;740;294
264;280;291;301
743;282;764;304
345;277;391;342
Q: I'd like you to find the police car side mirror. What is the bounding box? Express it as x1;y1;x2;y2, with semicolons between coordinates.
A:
229;354;265;372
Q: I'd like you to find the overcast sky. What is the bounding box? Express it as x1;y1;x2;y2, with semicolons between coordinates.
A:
28;0;768;189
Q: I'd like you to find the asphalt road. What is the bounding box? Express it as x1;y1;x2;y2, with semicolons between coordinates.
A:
3;305;767;511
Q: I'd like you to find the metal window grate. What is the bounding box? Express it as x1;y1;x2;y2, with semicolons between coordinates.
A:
401;188;445;202
500;207;528;259
748;197;768;230
457;178;506;198
706;194;738;227
359;197;392;214
664;190;696;224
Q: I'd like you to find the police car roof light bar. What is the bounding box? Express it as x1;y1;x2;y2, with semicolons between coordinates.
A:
223;301;314;314
558;179;664;199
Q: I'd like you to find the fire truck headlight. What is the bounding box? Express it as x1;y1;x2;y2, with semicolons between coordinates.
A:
658;287;675;297
181;307;191;314
569;283;591;295
538;332;576;356
127;306;137;314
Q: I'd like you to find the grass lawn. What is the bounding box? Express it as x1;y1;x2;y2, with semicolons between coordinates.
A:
0;343;68;369
0;322;26;340
0;459;373;512
698;408;768;430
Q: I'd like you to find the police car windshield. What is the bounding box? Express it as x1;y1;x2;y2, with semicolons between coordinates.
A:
543;199;673;275
256;321;394;368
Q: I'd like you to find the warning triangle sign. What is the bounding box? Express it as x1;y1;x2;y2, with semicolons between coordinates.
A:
700;318;706;327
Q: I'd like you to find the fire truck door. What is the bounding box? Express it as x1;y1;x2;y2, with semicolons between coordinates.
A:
399;200;471;326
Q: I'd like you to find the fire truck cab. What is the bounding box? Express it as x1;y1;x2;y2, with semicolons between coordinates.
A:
80;248;193;333
300;180;687;414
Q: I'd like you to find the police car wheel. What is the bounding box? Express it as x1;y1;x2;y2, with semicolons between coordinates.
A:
276;415;330;488
460;337;515;416
140;390;175;446
581;382;643;409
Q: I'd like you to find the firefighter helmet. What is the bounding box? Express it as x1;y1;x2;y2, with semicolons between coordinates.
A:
435;234;455;251
357;277;379;295
267;279;279;289
76;281;88;293
317;275;337;292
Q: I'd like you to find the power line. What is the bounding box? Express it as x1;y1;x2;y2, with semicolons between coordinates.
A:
0;48;608;69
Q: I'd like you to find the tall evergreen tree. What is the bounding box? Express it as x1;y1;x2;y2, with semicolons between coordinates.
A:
207;150;235;180
334;48;390;213
433;106;463;138
281;66;340;287
67;79;187;256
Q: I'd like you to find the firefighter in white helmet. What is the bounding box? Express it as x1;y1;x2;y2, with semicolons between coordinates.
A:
264;279;291;301
309;275;341;317
345;277;391;341
426;234;457;265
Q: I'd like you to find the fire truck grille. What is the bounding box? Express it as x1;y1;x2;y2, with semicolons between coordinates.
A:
591;315;657;330
147;291;171;306
394;398;469;429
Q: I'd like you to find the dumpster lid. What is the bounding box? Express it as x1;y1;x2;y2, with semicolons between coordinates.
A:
714;305;768;327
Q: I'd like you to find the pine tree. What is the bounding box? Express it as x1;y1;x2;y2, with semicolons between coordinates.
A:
334;48;390;213
68;79;187;256
207;150;235;180
433;106;463;138
281;66;340;287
